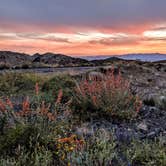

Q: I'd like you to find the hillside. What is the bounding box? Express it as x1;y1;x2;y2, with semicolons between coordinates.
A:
0;51;91;69
32;52;91;67
0;51;31;68
0;51;166;70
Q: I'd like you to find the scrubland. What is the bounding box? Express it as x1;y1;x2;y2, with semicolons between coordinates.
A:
0;68;165;166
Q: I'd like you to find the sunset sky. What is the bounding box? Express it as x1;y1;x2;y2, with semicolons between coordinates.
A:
0;0;166;56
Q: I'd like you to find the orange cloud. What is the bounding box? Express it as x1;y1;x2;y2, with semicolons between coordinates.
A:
0;20;166;56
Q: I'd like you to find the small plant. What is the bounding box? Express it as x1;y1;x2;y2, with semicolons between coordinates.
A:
67;131;117;166
126;138;166;166
143;97;156;106
0;63;10;70
42;75;75;102
0;73;43;96
21;64;30;69
0;83;73;165
73;69;142;121
157;96;166;110
52;134;85;164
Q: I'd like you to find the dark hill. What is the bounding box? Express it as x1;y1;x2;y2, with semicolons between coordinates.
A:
0;51;31;67
0;51;91;69
32;52;90;67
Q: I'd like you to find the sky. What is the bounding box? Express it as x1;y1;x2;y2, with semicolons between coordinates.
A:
0;0;166;56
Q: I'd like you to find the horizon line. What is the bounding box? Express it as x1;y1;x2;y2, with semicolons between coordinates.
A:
0;50;166;57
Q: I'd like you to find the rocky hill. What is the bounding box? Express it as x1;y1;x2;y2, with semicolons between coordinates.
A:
32;52;91;67
0;51;166;70
0;51;91;69
0;51;31;68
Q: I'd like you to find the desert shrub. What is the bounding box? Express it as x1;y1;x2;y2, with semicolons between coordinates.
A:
143;95;166;110
59;131;166;166
0;73;43;95
0;71;164;165
0;64;10;70
73;70;142;121
42;75;75;102
143;97;156;106
157;96;166;110
21;64;30;69
67;131;118;166
0;90;73;165
0;147;52;166
126;138;166;166
0;124;47;156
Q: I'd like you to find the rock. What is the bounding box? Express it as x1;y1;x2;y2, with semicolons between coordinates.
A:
115;127;138;143
147;131;156;139
137;122;148;132
159;96;166;105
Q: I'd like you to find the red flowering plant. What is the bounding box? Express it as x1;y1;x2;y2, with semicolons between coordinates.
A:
0;82;72;129
0;97;18;134
74;68;142;121
16;85;71;123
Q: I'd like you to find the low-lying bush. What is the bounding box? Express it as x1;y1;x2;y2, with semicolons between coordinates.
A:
73;70;142;121
0;64;10;70
67;131;117;166
0;89;73;165
157;96;166;110
143;97;156;106
67;131;166;166
0;73;43;96
126;138;166;166
0;147;52;166
42;75;76;102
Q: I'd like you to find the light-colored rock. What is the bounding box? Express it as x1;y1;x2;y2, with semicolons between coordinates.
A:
137;122;148;131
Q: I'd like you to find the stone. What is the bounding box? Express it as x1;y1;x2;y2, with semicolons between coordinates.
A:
147;131;156;139
137;122;148;131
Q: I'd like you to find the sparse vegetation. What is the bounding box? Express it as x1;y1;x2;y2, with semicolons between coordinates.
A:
0;73;43;96
0;64;10;70
0;67;165;165
42;75;76;102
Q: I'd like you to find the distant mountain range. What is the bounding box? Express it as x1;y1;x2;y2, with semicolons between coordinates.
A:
0;51;166;69
81;53;166;62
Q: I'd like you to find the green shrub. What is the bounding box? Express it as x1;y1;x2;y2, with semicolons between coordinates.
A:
0;145;52;166
0;124;47;156
0;92;72;165
0;64;10;70
42;75;75;102
126;139;166;166
67;135;117;165
143;97;156;106
21;64;30;69
157;96;166;110
0;73;43;95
